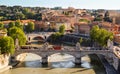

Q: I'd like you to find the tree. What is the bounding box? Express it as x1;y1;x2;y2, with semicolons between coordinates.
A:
90;25;113;47
34;13;42;21
104;11;112;22
59;25;65;34
0;36;15;54
0;22;4;29
8;27;26;46
8;22;15;29
13;13;25;20
50;32;62;42
26;22;35;33
15;20;23;30
90;25;100;42
97;29;113;46
79;37;83;44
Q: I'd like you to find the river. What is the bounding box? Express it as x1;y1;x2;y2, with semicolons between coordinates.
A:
0;53;106;74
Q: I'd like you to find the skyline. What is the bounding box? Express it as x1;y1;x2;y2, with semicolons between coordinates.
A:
0;0;120;9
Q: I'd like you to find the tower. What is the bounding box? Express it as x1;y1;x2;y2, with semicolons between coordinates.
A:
112;17;116;24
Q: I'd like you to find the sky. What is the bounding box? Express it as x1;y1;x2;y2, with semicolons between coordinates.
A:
0;0;120;9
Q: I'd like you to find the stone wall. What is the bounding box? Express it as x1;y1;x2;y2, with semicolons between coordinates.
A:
0;54;9;69
117;59;120;74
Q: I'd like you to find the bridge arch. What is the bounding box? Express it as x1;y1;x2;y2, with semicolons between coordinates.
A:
15;52;42;62
48;53;75;61
33;36;44;40
48;53;75;68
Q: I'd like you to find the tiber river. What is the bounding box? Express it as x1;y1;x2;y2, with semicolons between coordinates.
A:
0;53;106;74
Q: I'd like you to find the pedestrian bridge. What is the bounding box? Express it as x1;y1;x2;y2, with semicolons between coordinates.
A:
26;32;54;42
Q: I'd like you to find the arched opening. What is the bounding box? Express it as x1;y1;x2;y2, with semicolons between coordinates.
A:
16;53;42;68
48;53;75;68
33;36;44;41
32;36;45;44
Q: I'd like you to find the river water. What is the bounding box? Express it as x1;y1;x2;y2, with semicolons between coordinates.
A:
0;53;106;74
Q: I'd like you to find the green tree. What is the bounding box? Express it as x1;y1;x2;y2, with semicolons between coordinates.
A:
104;11;112;22
90;25;100;42
79;37;83;44
34;13;42;20
50;32;62;42
15;20;23;30
59;25;65;34
26;22;35;33
0;36;15;54
8;27;26;46
0;22;4;29
8;22;15;29
14;13;25;20
22;8;29;15
97;29;113;46
90;25;113;47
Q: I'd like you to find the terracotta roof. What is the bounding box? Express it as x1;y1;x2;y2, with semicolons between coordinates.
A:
74;22;89;26
2;20;14;25
2;19;35;25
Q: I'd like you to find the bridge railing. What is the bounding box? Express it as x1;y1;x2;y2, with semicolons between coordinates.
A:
17;46;112;52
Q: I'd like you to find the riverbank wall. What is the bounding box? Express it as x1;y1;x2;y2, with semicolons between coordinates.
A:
97;55;118;74
0;54;12;73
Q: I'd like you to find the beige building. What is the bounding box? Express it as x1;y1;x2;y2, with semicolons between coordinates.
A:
55;22;72;31
74;22;90;34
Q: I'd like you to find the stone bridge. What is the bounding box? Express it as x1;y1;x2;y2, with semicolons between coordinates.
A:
13;46;120;71
26;32;54;42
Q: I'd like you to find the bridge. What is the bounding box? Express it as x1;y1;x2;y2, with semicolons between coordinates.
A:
26;32;54;42
13;43;120;71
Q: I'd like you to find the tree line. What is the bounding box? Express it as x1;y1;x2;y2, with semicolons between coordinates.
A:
0;5;44;21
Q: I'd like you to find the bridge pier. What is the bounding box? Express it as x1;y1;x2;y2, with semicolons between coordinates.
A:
75;57;81;65
42;55;48;66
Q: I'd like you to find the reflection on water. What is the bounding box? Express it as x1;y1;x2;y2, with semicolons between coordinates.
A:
81;62;91;68
48;53;75;68
24;53;42;68
81;56;91;69
0;53;105;74
23;53;91;68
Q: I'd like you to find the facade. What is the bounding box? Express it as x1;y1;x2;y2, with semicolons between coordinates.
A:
74;22;90;34
55;22;72;31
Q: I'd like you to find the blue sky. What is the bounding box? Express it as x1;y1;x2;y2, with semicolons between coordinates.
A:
0;0;120;9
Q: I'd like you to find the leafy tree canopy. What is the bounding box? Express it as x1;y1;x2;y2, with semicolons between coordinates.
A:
59;25;65;34
90;25;113;47
8;22;15;29
0;22;4;29
8;27;26;46
15;20;23;30
0;36;15;54
26;22;35;33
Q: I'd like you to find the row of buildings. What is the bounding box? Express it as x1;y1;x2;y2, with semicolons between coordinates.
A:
1;8;120;43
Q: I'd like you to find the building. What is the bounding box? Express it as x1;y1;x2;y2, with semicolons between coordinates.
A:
55;22;72;31
74;22;90;34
